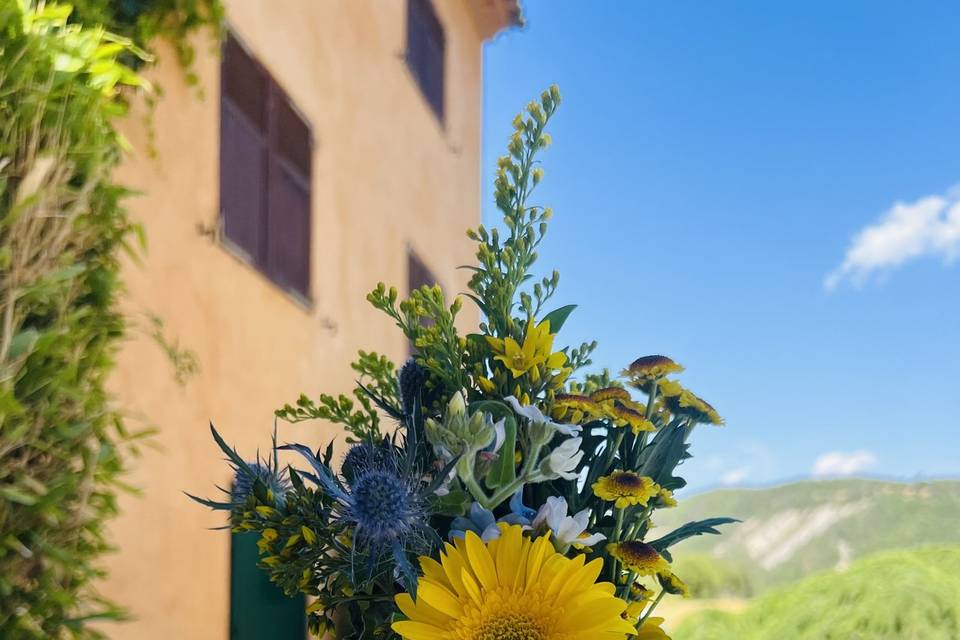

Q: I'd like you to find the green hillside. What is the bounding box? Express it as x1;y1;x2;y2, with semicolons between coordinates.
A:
654;478;960;594
673;546;960;640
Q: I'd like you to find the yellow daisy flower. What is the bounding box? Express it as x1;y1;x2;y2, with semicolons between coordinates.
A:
552;393;602;424
654;488;678;508
657;379;723;425
622;355;684;382
608;403;656;434
606;541;669;576
392;524;636;640
658;570;690;597
590;386;632;404
631;582;656;602
593;471;661;509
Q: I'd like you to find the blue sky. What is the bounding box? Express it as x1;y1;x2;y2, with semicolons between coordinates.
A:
480;1;960;491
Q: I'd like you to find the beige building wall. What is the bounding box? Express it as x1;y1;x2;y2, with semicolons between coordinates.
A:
99;2;515;638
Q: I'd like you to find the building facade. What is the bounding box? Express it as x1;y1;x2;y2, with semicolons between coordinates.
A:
100;2;518;638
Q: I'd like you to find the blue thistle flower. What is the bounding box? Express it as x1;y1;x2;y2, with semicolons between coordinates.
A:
329;443;429;548
187;424;290;518
232;462;290;508
340;440;391;486
281;438;450;597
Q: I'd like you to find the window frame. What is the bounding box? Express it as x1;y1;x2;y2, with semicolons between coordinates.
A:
219;31;314;306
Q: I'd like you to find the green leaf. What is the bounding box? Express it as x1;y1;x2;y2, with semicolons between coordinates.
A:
648;517;740;561
429;489;471;517
7;328;39;359
1;486;37;506
469;399;513;421
541;304;576;332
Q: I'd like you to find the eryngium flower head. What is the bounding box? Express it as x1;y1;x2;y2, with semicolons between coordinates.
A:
341;439;391;485
232;462;290;508
331;443;427;545
398;358;427;416
349;469;417;542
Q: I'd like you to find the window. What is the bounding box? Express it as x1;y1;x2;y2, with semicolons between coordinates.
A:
229;532;305;639
405;0;445;122
220;34;312;300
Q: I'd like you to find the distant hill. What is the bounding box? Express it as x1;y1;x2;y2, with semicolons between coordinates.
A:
673;546;960;640
653;478;960;594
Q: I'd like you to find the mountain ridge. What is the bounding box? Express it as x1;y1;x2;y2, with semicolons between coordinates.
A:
655;477;960;593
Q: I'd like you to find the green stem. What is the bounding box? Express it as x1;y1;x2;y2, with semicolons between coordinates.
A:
618;570;638;600
463;472;491;506
612;507;626;542
638;590;667;627
608;506;626;582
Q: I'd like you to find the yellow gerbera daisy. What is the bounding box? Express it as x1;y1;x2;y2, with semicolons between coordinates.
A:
393;524;636;640
606;541;669;576
593;471;661;509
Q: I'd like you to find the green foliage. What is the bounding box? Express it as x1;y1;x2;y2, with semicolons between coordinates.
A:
276;391;383;444
675;547;960;640
0;2;149;637
70;0;225;86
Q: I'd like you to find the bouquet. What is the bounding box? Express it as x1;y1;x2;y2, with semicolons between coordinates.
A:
191;87;735;639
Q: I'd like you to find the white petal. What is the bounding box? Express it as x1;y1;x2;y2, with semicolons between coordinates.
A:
576;533;607;547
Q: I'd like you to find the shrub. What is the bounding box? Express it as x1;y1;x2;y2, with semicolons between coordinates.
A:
0;3;145;637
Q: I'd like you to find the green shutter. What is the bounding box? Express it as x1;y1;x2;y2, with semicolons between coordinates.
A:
230;532;306;639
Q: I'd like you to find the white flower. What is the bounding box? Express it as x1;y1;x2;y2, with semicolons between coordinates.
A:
533;496;606;548
490;418;506;453
504;396;580;436
541;436;583;480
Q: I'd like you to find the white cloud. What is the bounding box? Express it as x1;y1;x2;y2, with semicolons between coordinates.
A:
812;450;877;477
720;467;750;486
824;186;960;291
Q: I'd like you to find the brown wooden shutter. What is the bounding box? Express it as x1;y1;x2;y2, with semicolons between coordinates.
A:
220;103;267;263
220;32;313;301
266;160;310;297
406;0;446;122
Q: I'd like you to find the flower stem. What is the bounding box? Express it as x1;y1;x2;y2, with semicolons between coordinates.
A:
638;590;667;627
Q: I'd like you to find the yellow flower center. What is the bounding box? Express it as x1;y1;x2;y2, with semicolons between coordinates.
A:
474;613;545;640
455;587;562;640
